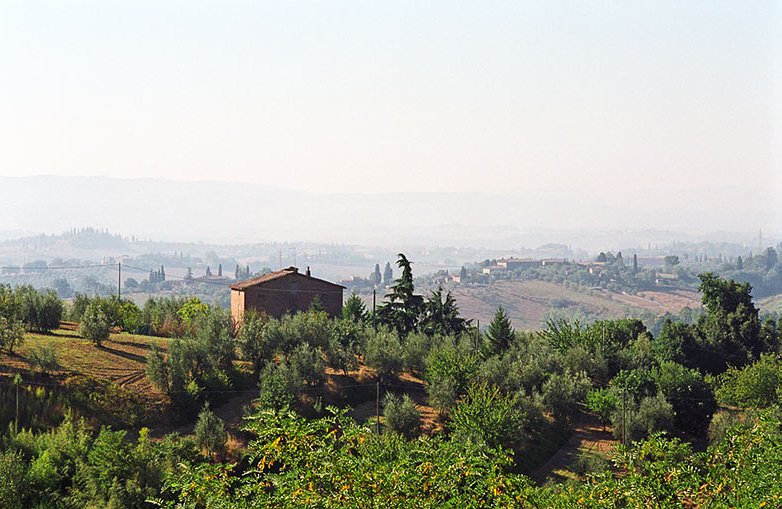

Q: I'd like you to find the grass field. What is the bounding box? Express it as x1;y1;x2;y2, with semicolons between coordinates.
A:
1;328;170;400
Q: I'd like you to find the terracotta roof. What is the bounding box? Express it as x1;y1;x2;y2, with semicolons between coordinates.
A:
230;266;346;291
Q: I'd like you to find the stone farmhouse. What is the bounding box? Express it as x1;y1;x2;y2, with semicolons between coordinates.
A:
230;266;344;323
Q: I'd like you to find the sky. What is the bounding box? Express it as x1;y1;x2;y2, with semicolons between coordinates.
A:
0;1;780;230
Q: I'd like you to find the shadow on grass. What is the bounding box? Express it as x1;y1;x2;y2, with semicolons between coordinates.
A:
99;344;148;363
110;339;155;351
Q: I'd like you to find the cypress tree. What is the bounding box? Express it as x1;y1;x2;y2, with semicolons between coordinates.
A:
486;306;514;354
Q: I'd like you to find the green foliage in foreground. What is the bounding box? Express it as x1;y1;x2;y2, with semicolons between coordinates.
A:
152;407;782;509
0;403;780;508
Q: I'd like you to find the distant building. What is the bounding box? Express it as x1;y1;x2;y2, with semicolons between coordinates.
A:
230;266;344;323
636;256;666;267
586;262;606;274
497;258;540;270
194;266;231;285
482;265;507;275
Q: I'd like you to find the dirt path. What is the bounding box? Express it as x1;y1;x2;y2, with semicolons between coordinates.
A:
530;410;617;483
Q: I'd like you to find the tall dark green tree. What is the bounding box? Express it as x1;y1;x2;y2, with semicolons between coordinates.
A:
377;254;423;336
485;306;514;354
696;272;762;372
420;287;469;336
342;292;367;323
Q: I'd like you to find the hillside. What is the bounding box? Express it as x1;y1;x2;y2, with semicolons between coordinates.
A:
759;294;782;315
449;280;702;330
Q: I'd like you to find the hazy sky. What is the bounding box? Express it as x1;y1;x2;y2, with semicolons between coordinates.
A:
1;2;780;205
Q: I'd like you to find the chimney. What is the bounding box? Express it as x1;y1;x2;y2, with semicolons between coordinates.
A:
305;266;311;277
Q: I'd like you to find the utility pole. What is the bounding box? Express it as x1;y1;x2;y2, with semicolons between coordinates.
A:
372;289;377;331
13;373;21;434
622;388;627;446
118;262;121;299
376;381;381;435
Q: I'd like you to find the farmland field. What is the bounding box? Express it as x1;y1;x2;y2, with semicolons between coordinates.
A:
0;327;170;401
449;280;702;330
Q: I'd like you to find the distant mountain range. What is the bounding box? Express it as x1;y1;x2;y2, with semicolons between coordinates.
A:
0;175;778;248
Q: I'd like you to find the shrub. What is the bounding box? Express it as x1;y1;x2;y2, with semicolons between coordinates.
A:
0;450;28;509
571;451;610;476
146;346;170;393
715;354;782;408
615;394;674;442
449;384;528;451
27;342;59;375
540;370;591;423
426;378;458;415
63;375;148;428
288;343;325;386
0;316;25;354
79;302;111;345
194;405;227;459
383;393;421;438
653;361;716;435
708;410;750;444
15;286;62;333
587;388;617;430
402;332;432;375
237;311;272;374
365;328;404;381
258;361;301;411
425;338;478;398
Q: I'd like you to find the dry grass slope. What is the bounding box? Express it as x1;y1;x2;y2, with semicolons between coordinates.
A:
451;280;702;330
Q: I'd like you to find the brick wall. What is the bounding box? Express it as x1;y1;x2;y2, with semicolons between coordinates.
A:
231;273;343;323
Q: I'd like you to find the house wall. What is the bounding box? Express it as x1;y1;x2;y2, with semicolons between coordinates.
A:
232;274;343;323
230;290;245;322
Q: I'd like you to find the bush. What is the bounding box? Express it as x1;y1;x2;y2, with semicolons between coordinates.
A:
401;331;431;375
426;378;458;415
194;405;227;459
237;311;272;374
0;316;25;354
146;346;170;393
425;338;478;398
383;393;421;438
258;361;301;411
326;335;359;376
653;361;716;435
715;354;781;408
365;328;404;381
449;384;528;451
79;302;111;345
571;451;610;476
288;343;325;386
587;388;617;430
615;394;674;442
540;370;591;423
27;342;59;375
0;450;28;509
708;410;750;444
15;286;62;333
